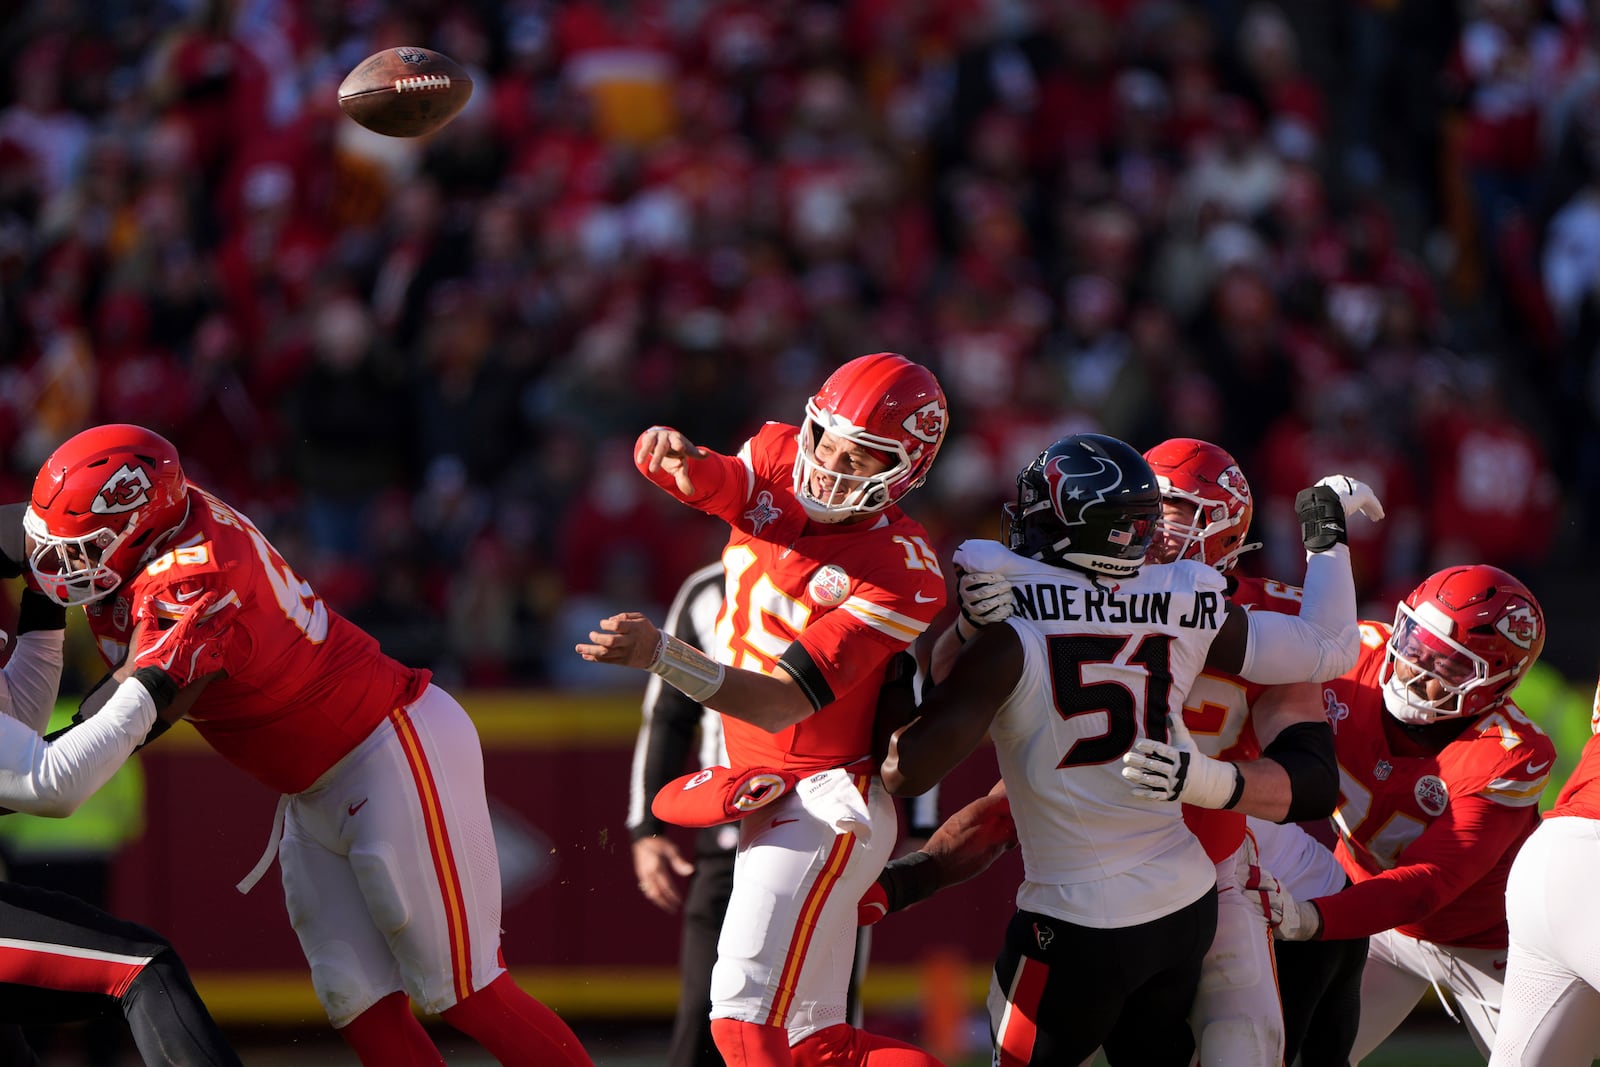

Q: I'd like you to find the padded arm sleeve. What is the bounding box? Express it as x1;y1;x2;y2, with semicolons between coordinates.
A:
0;675;156;816
1238;545;1359;684
0;630;64;734
1262;720;1338;823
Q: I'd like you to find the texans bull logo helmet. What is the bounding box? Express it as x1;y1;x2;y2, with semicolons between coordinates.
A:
1008;433;1161;578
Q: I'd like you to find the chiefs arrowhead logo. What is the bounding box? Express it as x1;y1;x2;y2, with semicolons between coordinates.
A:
1496;604;1539;650
91;464;153;515
902;401;945;445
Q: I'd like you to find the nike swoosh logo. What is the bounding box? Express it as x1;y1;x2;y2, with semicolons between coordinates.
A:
174;588;203;602
913;591;937;603
140;618;185;671
771;817;798;828
347;799;369;816
1526;759;1551;774
1493;959;1507;971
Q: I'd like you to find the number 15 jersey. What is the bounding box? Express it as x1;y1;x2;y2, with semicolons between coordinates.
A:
637;422;947;774
956;538;1229;929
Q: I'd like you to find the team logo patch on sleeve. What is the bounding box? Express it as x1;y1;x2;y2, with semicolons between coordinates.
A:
1414;774;1449;816
92;464;153;514
808;564;850;606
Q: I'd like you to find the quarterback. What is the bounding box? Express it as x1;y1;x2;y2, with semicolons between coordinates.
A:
580;352;950;1067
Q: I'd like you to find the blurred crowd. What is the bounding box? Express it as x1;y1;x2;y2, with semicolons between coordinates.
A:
0;0;1595;687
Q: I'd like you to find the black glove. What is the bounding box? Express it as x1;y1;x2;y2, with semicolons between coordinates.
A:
1295;485;1347;552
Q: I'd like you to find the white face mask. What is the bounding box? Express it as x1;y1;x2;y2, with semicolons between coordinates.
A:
1381;601;1500;725
791;405;910;524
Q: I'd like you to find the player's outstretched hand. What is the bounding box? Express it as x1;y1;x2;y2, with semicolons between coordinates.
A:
576;612;662;668
1250;865;1323;941
132;590;239;688
1122;711;1243;809
957;569;1014;637
632;835;695;914
1314;474;1385;523
634;426;706;497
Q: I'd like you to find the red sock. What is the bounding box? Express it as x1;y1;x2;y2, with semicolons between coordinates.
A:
711;1018;793;1066
441;971;593;1066
336;991;445;1066
791;1023;946;1067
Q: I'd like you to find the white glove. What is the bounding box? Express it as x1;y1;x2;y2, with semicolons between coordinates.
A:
1313;474;1385;523
955;569;1014;641
796;768;873;844
1253;868;1323;941
1121;711;1244;809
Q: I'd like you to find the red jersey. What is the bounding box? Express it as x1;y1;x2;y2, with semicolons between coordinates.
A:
84;488;430;793
1549;733;1600;820
1315;622;1553;948
1182;574;1307;862
638;423;946;773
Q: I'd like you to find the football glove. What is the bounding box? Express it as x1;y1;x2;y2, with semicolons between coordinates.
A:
1253;869;1323;941
1122;711;1244;809
1296;475;1385;552
955;569;1014;641
131;590;239;687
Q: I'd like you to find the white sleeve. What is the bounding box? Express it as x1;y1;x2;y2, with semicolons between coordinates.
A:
0;676;155;817
0;629;64;733
1237;544;1359;684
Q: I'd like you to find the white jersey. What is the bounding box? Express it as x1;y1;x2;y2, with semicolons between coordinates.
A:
957;539;1229;928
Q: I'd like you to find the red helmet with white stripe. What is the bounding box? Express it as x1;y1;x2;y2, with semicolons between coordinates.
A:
793;353;948;522
26;424;190;606
1382;564;1544;725
1143;437;1258;572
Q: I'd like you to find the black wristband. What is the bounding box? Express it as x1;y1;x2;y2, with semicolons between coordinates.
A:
1221;765;1247;810
17;589;66;634
879;850;939;915
1295;485;1347;552
133;666;178;712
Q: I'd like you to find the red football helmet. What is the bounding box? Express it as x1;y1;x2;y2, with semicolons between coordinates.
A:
1143;438;1258;572
1382;564;1545;725
792;353;948;522
25;424;190;606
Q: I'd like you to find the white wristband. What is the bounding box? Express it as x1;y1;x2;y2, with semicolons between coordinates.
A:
647;631;726;704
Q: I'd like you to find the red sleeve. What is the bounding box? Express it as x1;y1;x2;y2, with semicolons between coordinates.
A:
1314;793;1529;941
633;429;744;518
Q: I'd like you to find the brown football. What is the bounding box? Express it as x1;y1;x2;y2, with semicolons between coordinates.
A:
337;46;473;138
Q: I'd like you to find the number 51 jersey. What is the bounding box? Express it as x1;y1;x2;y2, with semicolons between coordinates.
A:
956;538;1230;929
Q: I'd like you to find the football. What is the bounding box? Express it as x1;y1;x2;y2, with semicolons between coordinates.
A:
337;46;472;138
